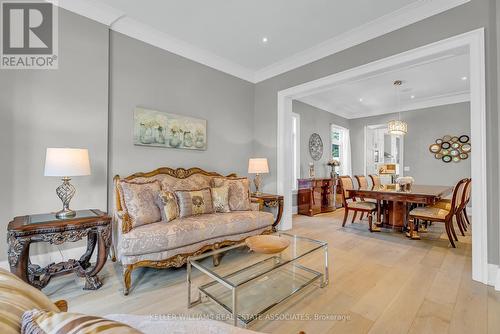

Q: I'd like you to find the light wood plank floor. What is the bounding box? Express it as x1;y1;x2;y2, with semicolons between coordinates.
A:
46;210;500;333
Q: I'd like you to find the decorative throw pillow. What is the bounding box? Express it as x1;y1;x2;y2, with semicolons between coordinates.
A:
119;180;162;228
211;185;230;213
0;269;60;334
212;177;251;211
157;191;179;222
21;309;142;334
175;188;214;218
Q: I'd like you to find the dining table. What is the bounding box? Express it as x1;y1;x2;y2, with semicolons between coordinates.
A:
347;184;453;232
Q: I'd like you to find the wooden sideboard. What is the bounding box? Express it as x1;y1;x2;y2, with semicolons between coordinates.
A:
297;178;338;216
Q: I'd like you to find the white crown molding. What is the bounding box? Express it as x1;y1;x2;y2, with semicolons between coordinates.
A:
254;0;471;83
299;91;470;119
45;0;125;26
111;17;255;83
48;0;470;83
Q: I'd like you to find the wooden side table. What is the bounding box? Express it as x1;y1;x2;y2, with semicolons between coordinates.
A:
7;209;111;290
250;193;284;231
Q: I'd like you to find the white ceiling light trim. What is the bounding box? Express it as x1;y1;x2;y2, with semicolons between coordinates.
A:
47;0;469;84
253;0;470;82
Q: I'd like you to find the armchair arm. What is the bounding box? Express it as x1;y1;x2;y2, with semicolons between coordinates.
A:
114;210;133;234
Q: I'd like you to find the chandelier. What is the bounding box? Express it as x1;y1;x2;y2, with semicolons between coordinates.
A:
387;80;408;136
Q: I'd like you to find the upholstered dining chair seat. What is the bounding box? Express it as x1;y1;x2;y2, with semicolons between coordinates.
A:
347;201;377;211
432;199;452;211
409;206;449;220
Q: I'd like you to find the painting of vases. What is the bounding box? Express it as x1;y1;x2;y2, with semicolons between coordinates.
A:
133;107;207;150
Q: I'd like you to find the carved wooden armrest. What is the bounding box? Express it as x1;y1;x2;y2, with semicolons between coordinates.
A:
54;300;68;312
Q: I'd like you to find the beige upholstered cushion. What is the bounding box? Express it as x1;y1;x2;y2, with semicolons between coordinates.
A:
175;188;214;218
119;211;273;256
21;309;141;334
410;206;449;220
119;180;162;228
432;199;452;211
0;268;60;334
212;177;251;211
158;191;179;222
347;201;376;210
211;185;230;213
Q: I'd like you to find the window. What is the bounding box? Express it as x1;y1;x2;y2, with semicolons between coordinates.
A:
291;112;300;191
331;124;351;176
331;125;343;162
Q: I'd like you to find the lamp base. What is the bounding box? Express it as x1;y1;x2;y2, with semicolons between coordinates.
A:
253;174;263;195
55;177;76;219
55;208;76;219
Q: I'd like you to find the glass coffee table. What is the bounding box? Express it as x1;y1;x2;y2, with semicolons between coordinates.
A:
187;233;329;326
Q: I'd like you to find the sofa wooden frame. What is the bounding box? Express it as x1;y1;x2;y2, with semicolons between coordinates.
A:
113;167;277;295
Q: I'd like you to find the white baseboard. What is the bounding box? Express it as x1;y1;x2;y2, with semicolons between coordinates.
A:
488;263;500;291
0;246;88;271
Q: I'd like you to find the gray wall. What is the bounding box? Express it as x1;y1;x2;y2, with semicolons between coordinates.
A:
292;100;349;178
109;32;255;186
350;103;471;186
0;10;109;259
253;0;499;264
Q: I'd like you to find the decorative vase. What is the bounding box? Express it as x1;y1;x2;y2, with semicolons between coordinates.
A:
183;131;193;147
155;126;165;144
140;126;154;144
194;134;205;148
169;132;181;147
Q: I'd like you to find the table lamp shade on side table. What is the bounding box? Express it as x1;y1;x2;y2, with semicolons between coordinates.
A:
248;158;269;195
44;148;91;219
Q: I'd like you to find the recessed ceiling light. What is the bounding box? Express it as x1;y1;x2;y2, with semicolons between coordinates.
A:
359;98;363;102
461;76;468;81
410;95;415;99
261;37;269;44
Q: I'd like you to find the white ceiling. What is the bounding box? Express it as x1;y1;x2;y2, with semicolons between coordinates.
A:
51;0;470;82
298;50;470;119
99;0;417;70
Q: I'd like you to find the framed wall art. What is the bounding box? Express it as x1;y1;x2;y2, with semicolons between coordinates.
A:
133;107;207;151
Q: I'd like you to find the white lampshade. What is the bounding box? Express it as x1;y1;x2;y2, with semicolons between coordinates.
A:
44;148;91;177
248;158;269;174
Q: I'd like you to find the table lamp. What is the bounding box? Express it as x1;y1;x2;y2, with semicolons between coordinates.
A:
44;148;91;219
248;158;269;195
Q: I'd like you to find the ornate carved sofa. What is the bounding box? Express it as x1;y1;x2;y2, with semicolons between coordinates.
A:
113;167;277;295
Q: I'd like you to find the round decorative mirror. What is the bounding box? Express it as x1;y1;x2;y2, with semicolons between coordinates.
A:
309;133;323;161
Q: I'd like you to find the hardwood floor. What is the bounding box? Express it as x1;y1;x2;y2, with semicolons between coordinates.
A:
46;209;500;333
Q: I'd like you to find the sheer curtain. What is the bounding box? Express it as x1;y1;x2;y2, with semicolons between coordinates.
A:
342;129;352;176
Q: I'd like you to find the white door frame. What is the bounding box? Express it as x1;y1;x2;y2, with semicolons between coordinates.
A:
277;28;488;284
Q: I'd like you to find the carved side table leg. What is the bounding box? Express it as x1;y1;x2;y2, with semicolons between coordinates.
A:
7;233;31;284
79;230;97;269
79;226;110;290
266;199;283;231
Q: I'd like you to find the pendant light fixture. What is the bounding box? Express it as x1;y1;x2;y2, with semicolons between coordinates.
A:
387;80;408;136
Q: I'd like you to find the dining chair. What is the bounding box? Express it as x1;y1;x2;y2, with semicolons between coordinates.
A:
339;176;379;232
355;175;380;222
461;179;472;226
432;178;471;235
369;174;381;188
408;178;468;247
